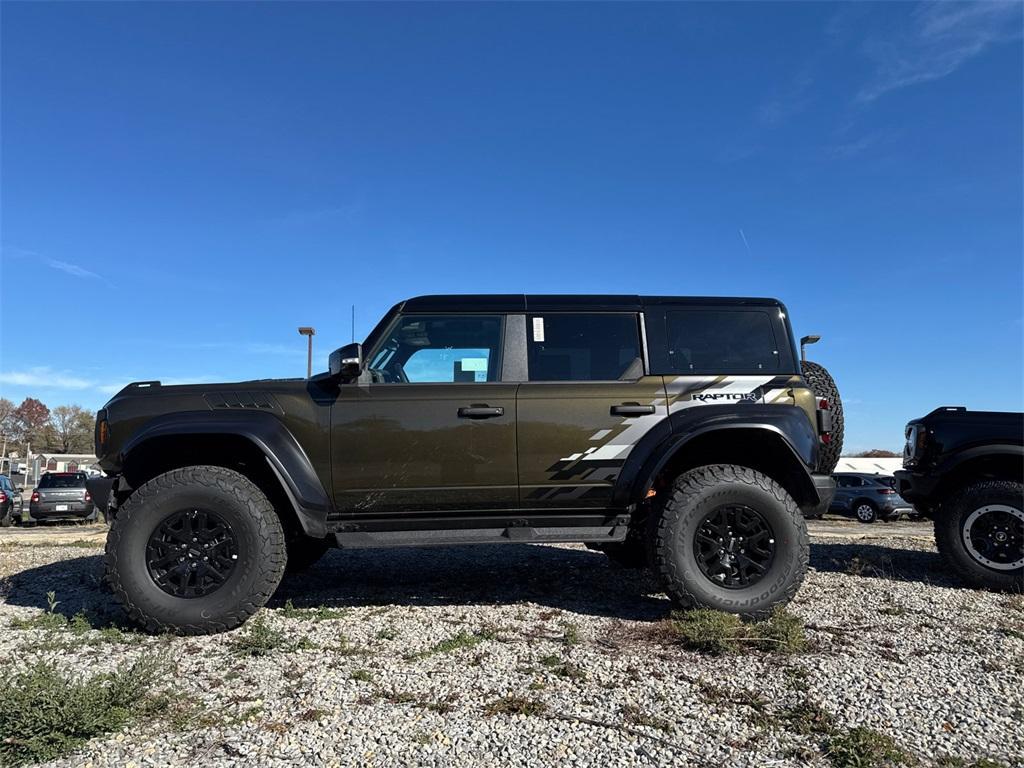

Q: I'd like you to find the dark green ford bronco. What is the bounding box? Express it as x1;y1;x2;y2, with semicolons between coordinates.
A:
89;295;841;634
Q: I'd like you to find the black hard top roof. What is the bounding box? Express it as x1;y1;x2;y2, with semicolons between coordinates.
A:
399;295;784;313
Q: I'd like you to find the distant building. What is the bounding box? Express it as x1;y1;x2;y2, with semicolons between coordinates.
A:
834;457;903;476
32;453;101;476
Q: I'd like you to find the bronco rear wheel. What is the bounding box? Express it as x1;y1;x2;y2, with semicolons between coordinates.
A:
105;465;286;634
651;464;809;619
934;480;1023;591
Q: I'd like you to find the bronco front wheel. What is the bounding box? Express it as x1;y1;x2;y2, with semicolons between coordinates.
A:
105;465;286;634
651;464;809;619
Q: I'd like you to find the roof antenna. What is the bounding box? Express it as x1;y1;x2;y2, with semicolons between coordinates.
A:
351;305;355;343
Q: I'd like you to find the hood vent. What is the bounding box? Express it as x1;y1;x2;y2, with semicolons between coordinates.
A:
205;391;279;411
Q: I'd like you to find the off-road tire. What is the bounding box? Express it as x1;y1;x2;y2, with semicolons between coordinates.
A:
652;464;809;619
801;360;844;474
934;480;1023;591
285;535;332;573
105;465;286;634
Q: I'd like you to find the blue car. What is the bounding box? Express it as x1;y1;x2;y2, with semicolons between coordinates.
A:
830;473;913;523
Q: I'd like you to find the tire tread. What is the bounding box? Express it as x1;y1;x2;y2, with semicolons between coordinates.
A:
801;360;844;474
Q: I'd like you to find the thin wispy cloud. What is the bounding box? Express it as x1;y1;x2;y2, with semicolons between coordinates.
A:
738;228;753;257
45;258;104;281
758;70;815;128
0;367;96;390
857;1;1022;103
828;130;891;159
1;245;112;285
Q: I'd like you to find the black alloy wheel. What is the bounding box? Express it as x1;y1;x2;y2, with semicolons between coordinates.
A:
146;508;239;598
961;505;1023;572
694;504;776;588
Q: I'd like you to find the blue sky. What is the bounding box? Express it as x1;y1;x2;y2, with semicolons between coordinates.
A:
1;1;1021;451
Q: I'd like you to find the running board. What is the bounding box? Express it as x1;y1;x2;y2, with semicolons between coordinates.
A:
332;523;627;549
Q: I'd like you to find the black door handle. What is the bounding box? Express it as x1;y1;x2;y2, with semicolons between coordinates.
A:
611;403;656;416
458;406;504;419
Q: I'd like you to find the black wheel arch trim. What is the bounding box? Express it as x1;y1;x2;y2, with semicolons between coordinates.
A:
114;410;333;537
935;444;1024;476
614;405;821;509
900;445;1024;507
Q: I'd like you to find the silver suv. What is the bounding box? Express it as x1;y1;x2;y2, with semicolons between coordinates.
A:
25;472;96;524
830;472;911;523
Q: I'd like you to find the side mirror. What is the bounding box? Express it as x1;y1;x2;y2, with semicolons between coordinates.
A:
329;343;363;379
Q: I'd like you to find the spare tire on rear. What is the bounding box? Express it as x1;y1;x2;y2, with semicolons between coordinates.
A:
801;360;844;474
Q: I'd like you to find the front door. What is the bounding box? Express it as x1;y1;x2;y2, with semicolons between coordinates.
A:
516;312;668;509
331;314;518;516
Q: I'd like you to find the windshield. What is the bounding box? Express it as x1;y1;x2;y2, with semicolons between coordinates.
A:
39;473;86;489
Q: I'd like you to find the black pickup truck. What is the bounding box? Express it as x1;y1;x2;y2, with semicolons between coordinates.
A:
895;407;1023;590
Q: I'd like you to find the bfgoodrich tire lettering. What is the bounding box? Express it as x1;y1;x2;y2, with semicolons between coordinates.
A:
105;465;286;634
934;480;1023;591
652;464;809;619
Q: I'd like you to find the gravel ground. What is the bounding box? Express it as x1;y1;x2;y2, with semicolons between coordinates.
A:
1;521;1021;768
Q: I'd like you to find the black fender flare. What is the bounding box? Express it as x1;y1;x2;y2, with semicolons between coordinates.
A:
614;405;822;509
118;410;333;537
935;444;1024;476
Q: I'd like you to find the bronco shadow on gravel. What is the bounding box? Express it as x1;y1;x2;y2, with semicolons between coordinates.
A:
88;295;843;634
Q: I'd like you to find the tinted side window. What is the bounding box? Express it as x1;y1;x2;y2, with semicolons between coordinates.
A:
665;310;780;373
367;315;503;383
527;313;641;381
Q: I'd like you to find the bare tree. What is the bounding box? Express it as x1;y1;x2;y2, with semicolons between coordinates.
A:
0;397;15;463
851;449;901;458
49;405;95;454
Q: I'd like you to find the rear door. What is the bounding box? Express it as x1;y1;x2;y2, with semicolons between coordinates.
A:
516;312;668;509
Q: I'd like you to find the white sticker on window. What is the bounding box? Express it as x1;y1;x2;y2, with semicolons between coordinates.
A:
460;357;487;372
532;317;545;342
